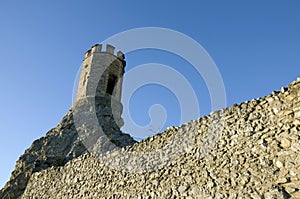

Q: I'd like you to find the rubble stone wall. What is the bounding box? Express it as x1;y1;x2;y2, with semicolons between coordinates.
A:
21;78;300;198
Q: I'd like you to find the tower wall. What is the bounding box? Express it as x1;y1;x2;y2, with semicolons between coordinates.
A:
74;44;133;146
76;44;126;102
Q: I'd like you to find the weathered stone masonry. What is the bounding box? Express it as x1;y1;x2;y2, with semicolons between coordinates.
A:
22;78;300;198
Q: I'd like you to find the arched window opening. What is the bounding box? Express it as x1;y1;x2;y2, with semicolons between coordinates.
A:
106;74;117;95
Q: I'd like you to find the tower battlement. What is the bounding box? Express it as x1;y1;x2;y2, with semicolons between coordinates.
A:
84;44;125;60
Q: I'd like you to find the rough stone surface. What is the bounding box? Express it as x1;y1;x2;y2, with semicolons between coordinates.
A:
14;77;300;198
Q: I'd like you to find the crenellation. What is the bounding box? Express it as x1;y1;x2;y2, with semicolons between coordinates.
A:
106;44;115;54
84;44;125;61
91;44;102;53
84;49;91;58
117;50;125;59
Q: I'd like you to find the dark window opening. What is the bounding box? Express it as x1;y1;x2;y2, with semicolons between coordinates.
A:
106;75;117;95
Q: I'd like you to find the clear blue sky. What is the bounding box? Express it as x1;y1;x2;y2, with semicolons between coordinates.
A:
0;1;299;188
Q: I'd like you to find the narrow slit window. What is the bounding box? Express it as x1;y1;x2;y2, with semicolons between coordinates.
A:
106;75;117;95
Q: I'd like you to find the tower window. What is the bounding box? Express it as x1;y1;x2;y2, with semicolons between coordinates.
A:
106;74;117;95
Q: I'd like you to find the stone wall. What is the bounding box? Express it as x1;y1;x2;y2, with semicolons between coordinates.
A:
20;78;300;198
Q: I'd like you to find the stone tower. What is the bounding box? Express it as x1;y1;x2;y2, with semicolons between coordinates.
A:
0;44;135;199
75;44;135;151
77;44;125;104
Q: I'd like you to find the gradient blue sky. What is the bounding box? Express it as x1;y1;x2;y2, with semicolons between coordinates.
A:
0;1;299;188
